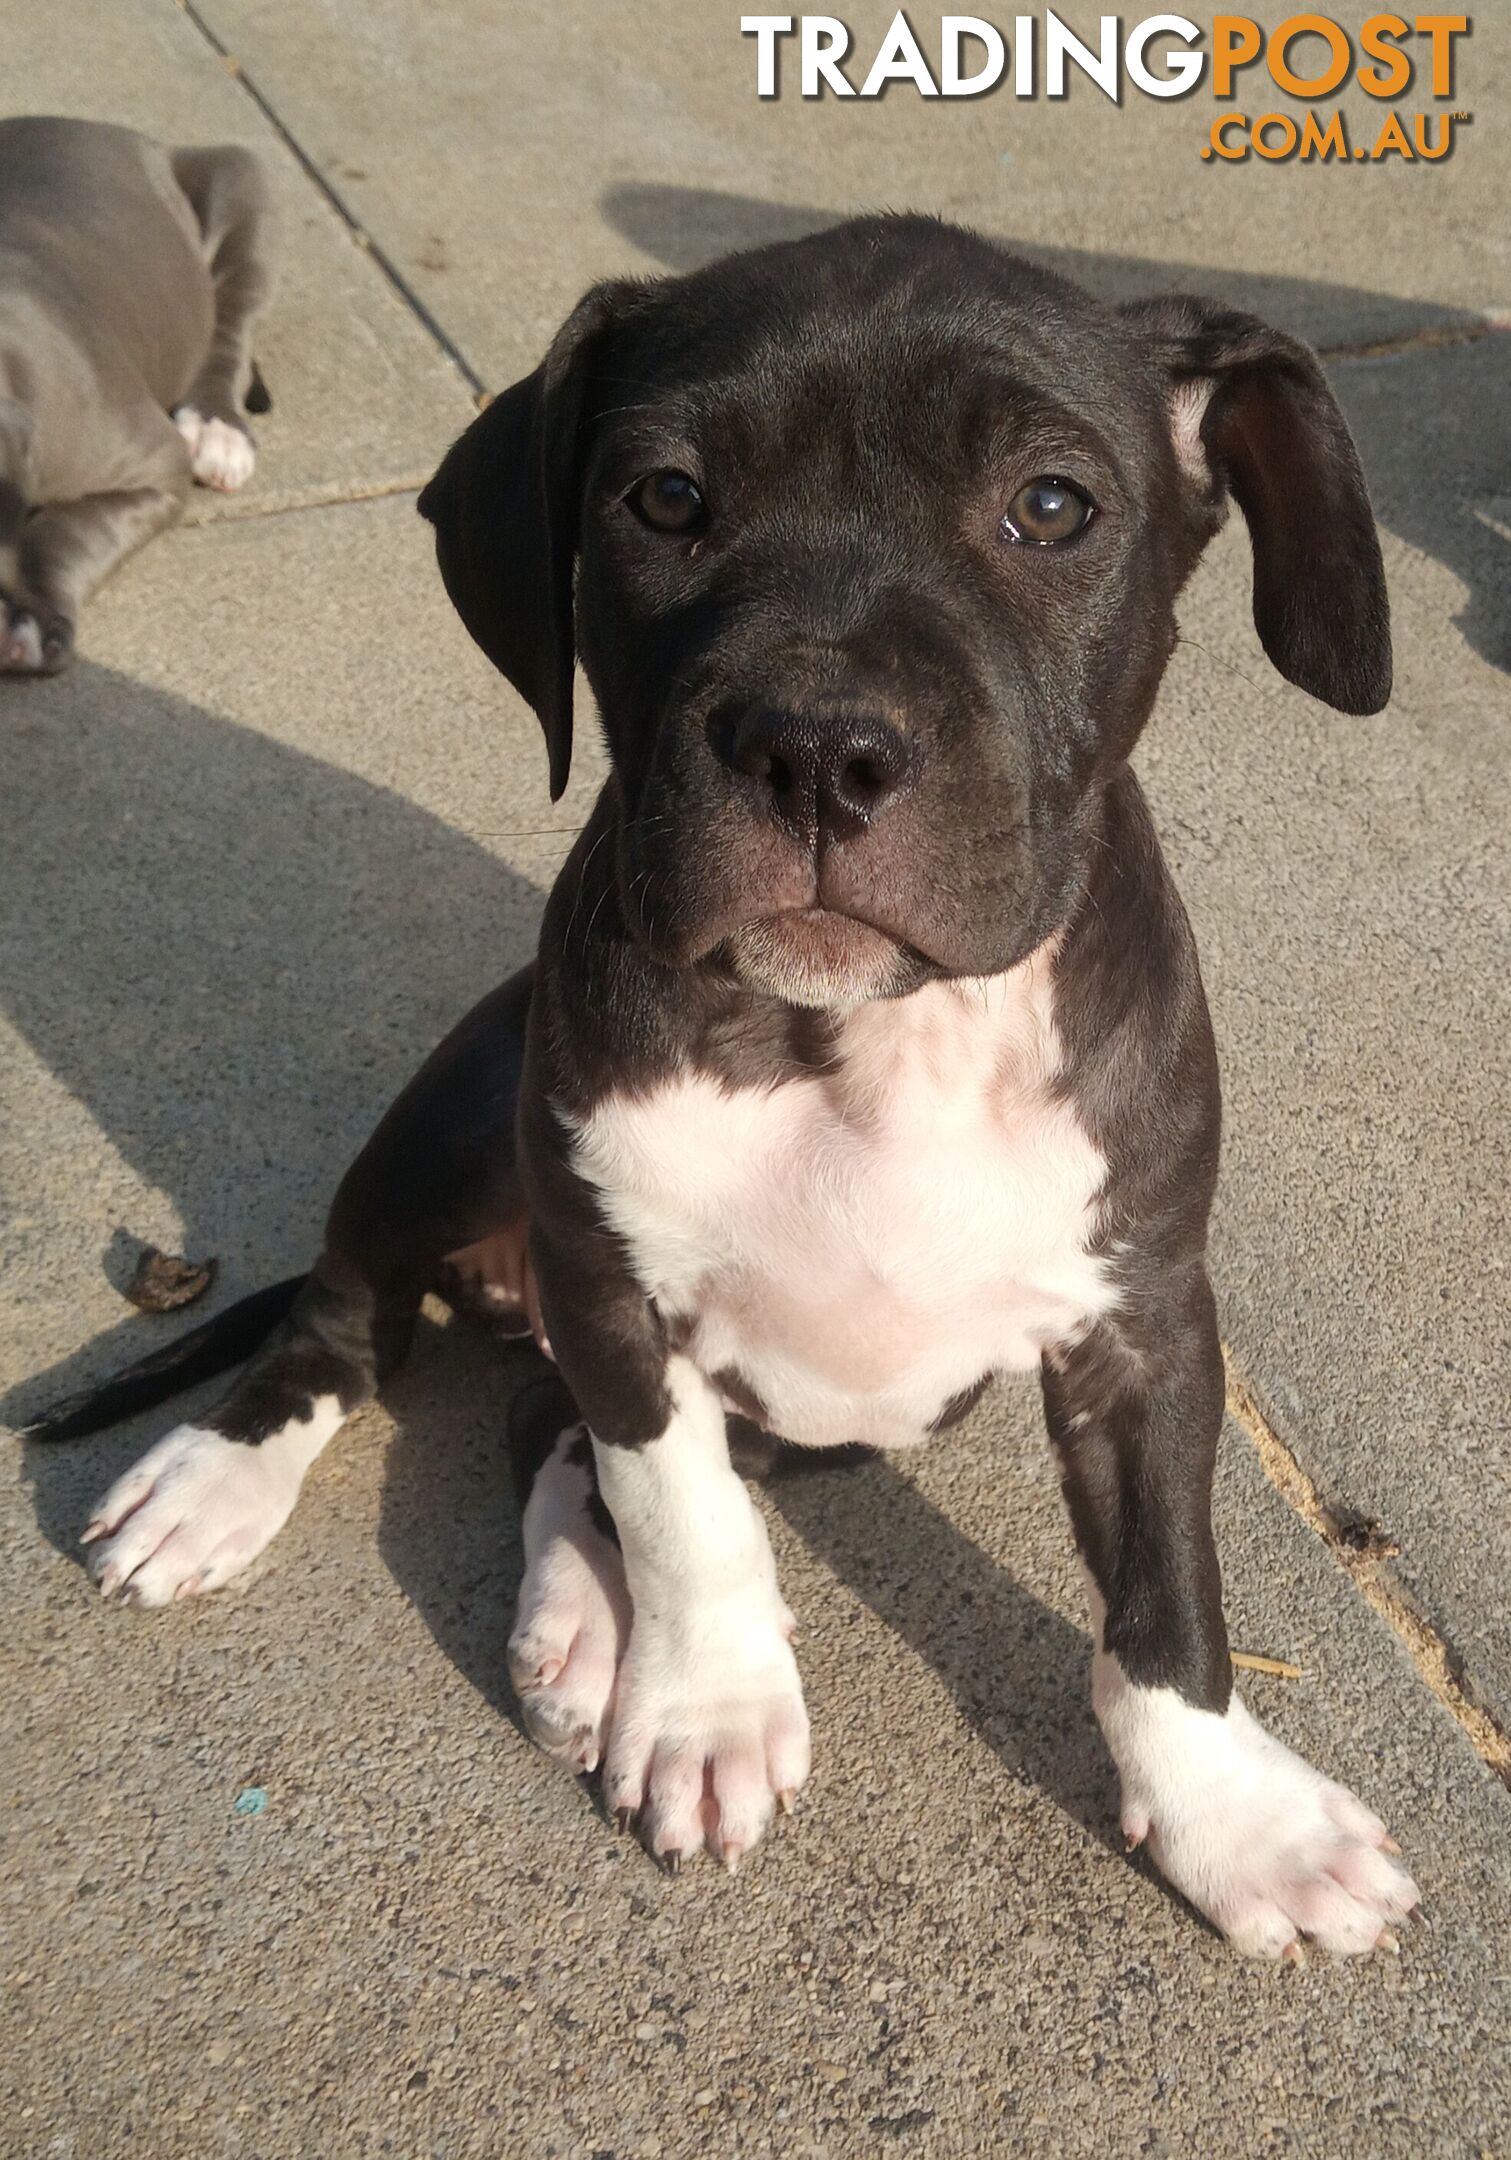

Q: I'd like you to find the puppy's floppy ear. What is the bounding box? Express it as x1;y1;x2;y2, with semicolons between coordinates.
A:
419;282;633;799
1125;296;1391;716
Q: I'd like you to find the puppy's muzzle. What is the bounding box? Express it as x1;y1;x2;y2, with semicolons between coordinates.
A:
714;703;916;847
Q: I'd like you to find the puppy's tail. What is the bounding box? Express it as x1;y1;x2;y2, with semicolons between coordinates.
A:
22;1274;307;1442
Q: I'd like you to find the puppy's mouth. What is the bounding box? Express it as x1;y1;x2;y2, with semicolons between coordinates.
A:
721;907;913;1009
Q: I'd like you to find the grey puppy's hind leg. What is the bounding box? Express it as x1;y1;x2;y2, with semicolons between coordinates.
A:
169;145;279;493
0;411;189;672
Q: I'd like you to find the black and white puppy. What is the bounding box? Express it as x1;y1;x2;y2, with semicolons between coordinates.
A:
40;214;1418;1959
0;117;277;673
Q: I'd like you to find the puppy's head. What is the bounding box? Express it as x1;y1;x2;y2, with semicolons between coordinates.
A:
421;216;1389;1006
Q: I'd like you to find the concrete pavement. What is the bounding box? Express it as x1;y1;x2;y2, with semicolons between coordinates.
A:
3;5;1509;2154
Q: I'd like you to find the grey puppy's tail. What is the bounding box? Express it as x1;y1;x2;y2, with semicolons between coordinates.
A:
23;1275;307;1442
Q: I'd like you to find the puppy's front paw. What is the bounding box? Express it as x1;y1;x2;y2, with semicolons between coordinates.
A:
1103;1680;1420;1959
82;1425;305;1606
173;407;256;493
603;1583;809;1872
1;592;72;673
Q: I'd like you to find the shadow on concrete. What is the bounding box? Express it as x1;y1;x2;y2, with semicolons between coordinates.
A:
602;182;1511;675
765;1441;1113;1845
602;178;1483;329
0;659;542;1426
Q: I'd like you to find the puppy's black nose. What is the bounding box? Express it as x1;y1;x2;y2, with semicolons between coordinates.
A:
721;706;915;842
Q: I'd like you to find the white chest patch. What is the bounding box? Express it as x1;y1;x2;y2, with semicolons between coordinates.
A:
567;956;1115;1450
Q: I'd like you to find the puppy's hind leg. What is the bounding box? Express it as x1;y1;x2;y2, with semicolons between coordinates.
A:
507;1373;631;1777
503;1398;835;1782
0;412;189;672
84;1260;415;1608
80;963;538;1605
169;145;279;492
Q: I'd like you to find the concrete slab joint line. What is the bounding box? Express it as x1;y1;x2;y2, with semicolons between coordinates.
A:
184;471;433;527
172;0;488;402
1222;1345;1511;1788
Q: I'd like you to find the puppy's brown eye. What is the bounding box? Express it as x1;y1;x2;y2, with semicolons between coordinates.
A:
631;470;706;534
1001;477;1093;546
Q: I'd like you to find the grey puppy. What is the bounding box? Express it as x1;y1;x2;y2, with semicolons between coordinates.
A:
0;116;278;674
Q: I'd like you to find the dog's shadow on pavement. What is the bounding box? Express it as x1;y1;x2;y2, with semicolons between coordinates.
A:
764;1439;1115;1846
604;182;1511;678
5;661;1108;1847
2;661;542;1528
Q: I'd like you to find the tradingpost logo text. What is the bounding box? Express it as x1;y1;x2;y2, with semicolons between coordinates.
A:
741;14;1472;161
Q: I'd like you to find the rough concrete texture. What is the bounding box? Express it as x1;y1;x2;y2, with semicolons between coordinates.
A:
4;3;1510;2157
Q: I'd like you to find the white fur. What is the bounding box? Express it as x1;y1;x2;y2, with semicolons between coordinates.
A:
593;1358;809;1866
568;955;1114;1452
83;1402;342;1606
0;603;44;671
172;407;256;492
1090;1612;1420;1958
509;1424;631;1774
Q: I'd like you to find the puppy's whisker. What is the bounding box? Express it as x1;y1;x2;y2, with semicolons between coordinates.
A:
563;827;611;956
466;826;584;840
1174;635;1265;696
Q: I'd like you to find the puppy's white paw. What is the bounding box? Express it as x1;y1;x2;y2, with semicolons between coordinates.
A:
603;1579;808;1871
173;407;256;492
1098;1671;1420;1959
1;594;71;673
1;600;42;671
509;1426;631;1775
82;1410;336;1606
